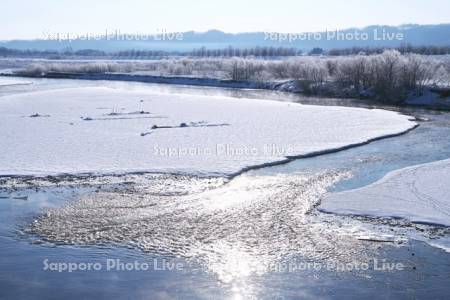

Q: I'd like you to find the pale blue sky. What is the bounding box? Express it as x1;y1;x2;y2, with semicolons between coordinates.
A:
1;0;449;40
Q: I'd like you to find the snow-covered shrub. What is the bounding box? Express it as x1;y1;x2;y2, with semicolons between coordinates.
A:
266;61;291;79
434;65;450;87
19;63;47;76
285;58;329;93
334;50;439;102
19;62;120;75
335;55;368;93
226;58;265;81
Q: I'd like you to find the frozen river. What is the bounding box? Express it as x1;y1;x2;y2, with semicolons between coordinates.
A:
1;78;449;299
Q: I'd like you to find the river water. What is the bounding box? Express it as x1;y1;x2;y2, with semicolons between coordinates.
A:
1;78;449;299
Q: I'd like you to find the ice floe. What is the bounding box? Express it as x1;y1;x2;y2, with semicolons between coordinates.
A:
0;87;416;176
320;159;450;227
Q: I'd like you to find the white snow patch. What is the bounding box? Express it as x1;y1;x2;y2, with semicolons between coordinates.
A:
320;159;450;227
0;77;31;86
0;87;415;176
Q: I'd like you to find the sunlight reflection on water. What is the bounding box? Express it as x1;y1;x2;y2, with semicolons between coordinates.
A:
23;170;391;287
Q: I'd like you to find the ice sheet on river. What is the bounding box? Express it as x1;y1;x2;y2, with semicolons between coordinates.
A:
0;87;415;176
320;159;450;227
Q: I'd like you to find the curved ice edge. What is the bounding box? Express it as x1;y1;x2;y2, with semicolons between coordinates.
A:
0;122;419;181
228;123;420;179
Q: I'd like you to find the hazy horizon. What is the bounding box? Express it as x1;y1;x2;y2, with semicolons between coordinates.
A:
1;0;450;40
2;23;450;42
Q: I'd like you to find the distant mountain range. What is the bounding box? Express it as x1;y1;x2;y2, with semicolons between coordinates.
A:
1;24;449;52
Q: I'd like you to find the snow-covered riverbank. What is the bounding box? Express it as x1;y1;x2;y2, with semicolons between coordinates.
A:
0;86;416;176
5;72;450;110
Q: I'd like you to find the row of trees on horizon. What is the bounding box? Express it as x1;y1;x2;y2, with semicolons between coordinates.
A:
1;44;450;59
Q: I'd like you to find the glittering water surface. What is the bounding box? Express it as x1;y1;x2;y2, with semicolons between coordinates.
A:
27;171;391;283
3;167;447;299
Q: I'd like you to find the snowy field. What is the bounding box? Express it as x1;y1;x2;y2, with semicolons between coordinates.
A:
320;159;450;227
0;87;416;176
